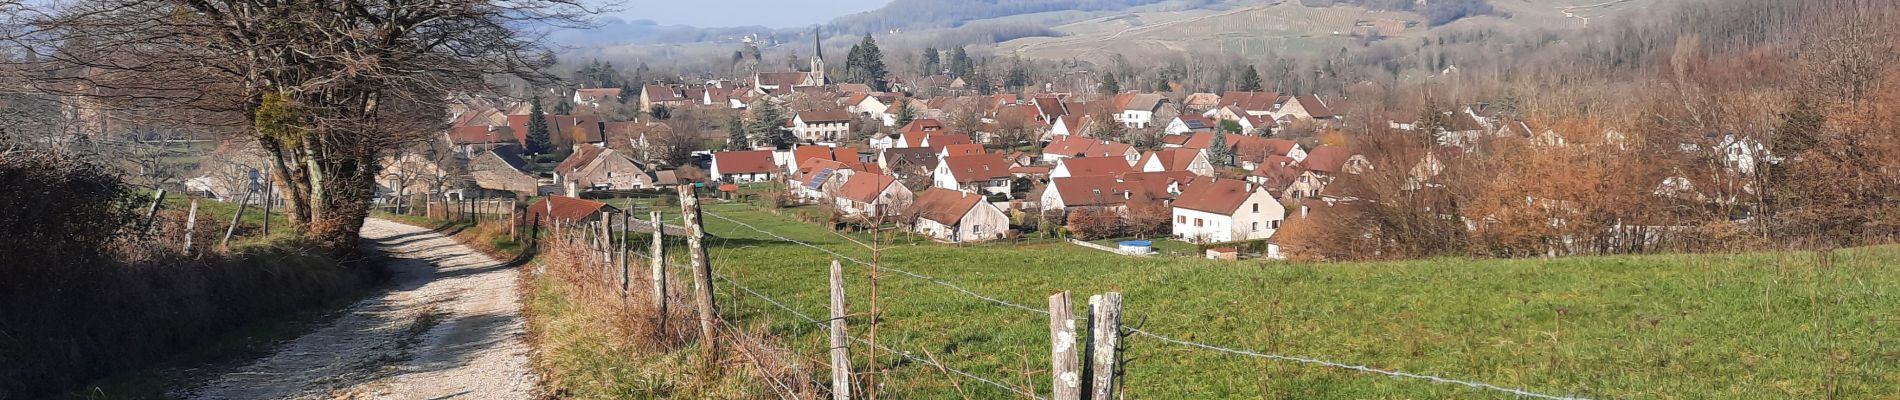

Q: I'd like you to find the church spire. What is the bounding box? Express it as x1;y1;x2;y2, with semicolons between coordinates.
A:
809;26;826;84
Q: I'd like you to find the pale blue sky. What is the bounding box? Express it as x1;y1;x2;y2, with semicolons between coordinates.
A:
609;0;890;28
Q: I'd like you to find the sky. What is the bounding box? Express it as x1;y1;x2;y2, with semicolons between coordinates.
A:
607;0;891;28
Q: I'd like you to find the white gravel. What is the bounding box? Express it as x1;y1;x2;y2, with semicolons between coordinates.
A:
184;218;537;400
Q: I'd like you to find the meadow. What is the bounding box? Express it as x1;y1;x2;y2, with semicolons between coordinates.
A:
652;199;1900;399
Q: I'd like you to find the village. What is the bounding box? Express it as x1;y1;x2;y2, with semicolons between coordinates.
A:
163;35;1652;261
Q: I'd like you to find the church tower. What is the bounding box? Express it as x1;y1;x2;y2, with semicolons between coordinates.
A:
809;26;826;85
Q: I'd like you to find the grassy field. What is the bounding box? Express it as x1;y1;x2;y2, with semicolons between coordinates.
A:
624;198;1900;399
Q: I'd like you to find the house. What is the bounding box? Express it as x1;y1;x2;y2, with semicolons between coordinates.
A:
937;143;985;159
186;141;274;203
934;153;1015;195
894;119;949;148
1041;135;1137;164
879;147;939;180
1171;179;1285;244
1176;132;1306;170
847;93;902;126
1207;91;1282;119
445;124;519;157
525;195;620;225
1164;115;1217;135
572;87;623;108
1284;146;1364;199
910;188;1010;243
787;145;866;176
1273;95;1336;121
710;150;778;183
374;151;452;200
1113;93;1167;129
792;109;853;144
1031;95;1068;122
1136;148;1215;177
553;145;653;194
1181;92;1222;112
1047;114;1094;140
640;85;691;113
1040;171;1197;212
1050;156;1135;179
833;172;914;219
787;158;856;202
468;147;540;198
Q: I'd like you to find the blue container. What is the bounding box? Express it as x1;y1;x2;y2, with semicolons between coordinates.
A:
1119;240;1152;247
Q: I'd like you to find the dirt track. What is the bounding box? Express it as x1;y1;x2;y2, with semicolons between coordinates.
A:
183;219;536;400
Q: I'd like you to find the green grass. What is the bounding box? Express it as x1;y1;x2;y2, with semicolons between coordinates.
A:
643;199;1900;399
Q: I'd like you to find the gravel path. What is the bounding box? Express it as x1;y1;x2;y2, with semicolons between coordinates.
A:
184;219;536;400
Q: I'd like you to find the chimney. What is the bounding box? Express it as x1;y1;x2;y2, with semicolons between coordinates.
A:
961;190;969;199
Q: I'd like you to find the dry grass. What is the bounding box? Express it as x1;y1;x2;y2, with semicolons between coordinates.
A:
497;220;821;399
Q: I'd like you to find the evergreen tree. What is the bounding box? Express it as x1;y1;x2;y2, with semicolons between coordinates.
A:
525;97;552;154
727;113;749;149
552;98;573;115
745;100;792;150
949;46;974;77
967;71;994;95
1773;97;1824;155
1239;65;1264;92
845;43;864;83
1099;72;1120;94
1208;132;1234;166
1154;76;1172;92
893;99;916;129
1217;119;1243;134
859;34;887;91
921;47;941;75
1005;57;1029;91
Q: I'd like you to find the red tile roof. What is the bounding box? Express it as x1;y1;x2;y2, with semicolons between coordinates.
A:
1293;95;1335;118
642;85;685;102
940;153;1014;183
526;195;616;223
447;125;518;145
1216;91;1284;112
837;172;898;203
1302;146;1353;174
939;144;985;157
1059;156;1135;178
1172;178;1257;214
913;188;985;225
575;88;623;101
556;145;609;174
798;108;853;123
713;150;777;174
1137;149;1202;172
1043;136;1133;159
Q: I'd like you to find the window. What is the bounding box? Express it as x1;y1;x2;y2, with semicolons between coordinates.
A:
1177;215;1185;223
1251;222;1259;231
1194;218;1204;227
1270;220;1281;229
973;224;984;235
1252;204;1259;213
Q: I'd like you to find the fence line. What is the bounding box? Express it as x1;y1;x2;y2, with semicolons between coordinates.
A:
713;273;1045;400
701;209;1592;400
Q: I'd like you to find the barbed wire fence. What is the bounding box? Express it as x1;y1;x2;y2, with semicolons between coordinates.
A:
696;207;1592;400
535;188;1591;400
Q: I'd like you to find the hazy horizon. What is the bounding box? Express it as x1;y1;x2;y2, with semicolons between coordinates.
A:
605;0;890;28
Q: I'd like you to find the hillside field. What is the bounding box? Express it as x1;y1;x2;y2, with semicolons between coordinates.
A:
618;198;1900;399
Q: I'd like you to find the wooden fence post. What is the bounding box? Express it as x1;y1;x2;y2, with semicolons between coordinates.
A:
220;190;253;250
1086;292;1123;400
1049;291;1081;400
829;259;853;400
649;211;668;320
143;189;166;232
183;200;199;252
261;163;274;235
678;184;719;360
620;210;632;299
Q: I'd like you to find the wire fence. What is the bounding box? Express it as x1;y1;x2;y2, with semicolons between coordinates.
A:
698;209;1592;400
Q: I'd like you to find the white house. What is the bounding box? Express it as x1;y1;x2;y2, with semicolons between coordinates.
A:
1137;148;1215;177
833;172;914;219
792;109;853;144
911;188;1010;243
1114;93;1166;129
1171;179;1285;244
934;153;1014;195
710;150;778;183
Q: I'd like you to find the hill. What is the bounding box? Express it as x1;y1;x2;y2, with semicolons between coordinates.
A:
992;0;1674;63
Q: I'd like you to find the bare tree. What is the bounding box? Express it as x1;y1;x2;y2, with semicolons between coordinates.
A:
1;0;596;252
